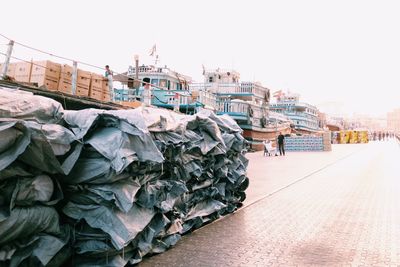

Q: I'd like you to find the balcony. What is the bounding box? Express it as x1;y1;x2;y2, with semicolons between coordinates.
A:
189;82;269;100
215;100;266;120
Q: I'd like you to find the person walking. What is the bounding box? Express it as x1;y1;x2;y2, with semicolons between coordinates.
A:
277;132;285;156
105;65;114;101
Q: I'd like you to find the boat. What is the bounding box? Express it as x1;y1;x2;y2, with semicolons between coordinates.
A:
115;64;292;150
270;91;321;134
114;64;216;114
189;69;292;150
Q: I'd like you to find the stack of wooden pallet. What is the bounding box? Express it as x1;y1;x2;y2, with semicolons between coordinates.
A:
1;60;111;102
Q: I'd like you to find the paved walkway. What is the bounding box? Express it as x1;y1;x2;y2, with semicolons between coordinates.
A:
140;140;400;266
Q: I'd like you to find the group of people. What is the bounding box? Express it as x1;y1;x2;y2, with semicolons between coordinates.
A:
263;132;286;157
371;131;395;141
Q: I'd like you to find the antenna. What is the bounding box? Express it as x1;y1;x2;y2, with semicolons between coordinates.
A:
154;55;159;66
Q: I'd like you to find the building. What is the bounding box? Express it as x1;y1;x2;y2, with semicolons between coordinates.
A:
189;68;291;149
270;92;321;133
387;108;400;133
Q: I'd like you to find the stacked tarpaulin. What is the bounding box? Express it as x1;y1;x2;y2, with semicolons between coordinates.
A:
0;89;75;267
0;88;249;266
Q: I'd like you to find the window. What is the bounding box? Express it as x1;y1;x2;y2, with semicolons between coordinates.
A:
151;79;159;86
209;76;214;83
159;79;167;88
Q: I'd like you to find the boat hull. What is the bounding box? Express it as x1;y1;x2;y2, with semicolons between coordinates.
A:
242;125;292;151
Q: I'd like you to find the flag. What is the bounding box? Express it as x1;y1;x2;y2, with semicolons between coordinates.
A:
273;90;285;99
149;44;156;56
273;90;282;97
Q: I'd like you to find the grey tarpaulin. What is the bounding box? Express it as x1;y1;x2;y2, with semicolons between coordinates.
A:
0;120;31;171
0;88;249;266
59;107;249;265
0;88;64;124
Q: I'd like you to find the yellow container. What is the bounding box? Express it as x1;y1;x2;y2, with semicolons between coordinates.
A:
339;131;349;144
349;131;358;144
358;131;369;143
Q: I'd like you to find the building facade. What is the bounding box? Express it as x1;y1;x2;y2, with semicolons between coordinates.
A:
387;109;400;133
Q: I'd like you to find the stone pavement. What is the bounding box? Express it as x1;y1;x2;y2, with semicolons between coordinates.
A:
140;140;400;266
243;143;367;206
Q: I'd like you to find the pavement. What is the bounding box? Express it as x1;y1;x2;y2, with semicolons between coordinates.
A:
140;140;400;266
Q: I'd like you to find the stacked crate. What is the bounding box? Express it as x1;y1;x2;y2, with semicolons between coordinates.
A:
30;61;61;91
89;73;104;101
76;69;91;97
323;131;332;151
284;136;325;151
3;60;114;103
14;62;32;83
102;78;111;102
58;64;74;94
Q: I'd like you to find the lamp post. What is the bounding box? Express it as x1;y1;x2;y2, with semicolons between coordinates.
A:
1;40;14;79
134;54;139;90
275;119;278;156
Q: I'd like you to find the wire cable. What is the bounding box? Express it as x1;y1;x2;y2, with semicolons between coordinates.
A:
0;51;79;78
0;33;193;92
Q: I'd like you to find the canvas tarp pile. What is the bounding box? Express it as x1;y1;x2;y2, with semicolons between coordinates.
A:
0;88;249;266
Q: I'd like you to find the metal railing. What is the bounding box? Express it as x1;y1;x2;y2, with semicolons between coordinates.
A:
151;89;216;108
216;100;266;119
189;82;269;98
197;90;217;108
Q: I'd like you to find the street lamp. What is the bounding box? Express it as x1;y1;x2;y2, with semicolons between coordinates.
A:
134;54;139;91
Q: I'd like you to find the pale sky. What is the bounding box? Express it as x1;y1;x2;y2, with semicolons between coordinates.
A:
1;0;399;116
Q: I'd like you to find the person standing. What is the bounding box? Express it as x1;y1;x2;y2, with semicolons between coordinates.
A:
105;65;114;101
277;132;285;156
141;77;152;106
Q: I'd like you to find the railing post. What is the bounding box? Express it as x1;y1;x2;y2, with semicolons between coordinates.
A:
1;40;14;79
174;92;180;112
71;61;78;95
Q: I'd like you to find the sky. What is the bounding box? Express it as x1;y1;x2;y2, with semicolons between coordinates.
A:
1;0;399;116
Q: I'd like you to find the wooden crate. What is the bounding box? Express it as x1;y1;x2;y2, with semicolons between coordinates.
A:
102;78;112;102
0;62;16;78
102;91;111;102
102;78;110;92
77;69;91;89
59;64;73;82
58;79;90;97
58;79;72;94
77;85;89;97
30;60;61;81
30;61;61;91
90;73;104;92
14;62;32;83
38;78;59;91
89;88;103;101
89;73;108;101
